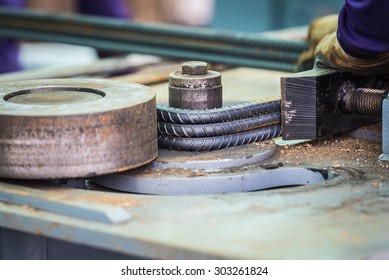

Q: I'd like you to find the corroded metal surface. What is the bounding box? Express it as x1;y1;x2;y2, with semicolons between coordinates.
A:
0;79;157;179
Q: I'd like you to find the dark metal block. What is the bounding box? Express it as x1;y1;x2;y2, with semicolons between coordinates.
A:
281;68;383;140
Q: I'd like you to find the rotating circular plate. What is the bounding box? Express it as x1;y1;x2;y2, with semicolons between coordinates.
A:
93;141;290;195
0;79;157;179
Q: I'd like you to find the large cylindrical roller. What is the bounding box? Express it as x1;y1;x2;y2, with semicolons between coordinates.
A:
0;79;157;179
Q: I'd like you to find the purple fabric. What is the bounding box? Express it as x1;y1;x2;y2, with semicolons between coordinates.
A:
0;0;26;73
77;0;130;19
0;0;130;74
338;0;389;58
0;38;22;73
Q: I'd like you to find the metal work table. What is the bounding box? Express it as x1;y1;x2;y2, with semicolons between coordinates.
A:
1;153;389;260
1;66;388;259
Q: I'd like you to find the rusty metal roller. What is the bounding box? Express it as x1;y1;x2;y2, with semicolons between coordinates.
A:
0;79;157;179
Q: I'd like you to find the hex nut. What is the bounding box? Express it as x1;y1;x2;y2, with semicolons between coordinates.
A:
182;61;208;75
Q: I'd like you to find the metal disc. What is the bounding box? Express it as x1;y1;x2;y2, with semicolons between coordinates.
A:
0;79;157;179
152;141;276;170
94;164;334;196
92;141;333;195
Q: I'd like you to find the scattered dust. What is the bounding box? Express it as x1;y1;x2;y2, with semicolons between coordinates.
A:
277;134;387;171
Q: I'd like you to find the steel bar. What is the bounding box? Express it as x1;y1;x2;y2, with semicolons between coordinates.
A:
0;21;301;63
0;7;307;51
157;112;280;137
157;99;281;124
0;7;307;72
158;124;282;151
0;28;298;72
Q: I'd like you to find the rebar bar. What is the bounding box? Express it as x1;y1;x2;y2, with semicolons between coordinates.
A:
158;124;282;151
0;7;307;72
157;100;281;124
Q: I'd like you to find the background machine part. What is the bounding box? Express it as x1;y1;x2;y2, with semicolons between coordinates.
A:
0;79;157;179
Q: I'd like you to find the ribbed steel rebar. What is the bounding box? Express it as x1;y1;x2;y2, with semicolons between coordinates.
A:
0;21;301;63
158;112;281;137
158;124;282;151
0;7;307;52
0;7;306;71
157;100;281;124
0;28;297;72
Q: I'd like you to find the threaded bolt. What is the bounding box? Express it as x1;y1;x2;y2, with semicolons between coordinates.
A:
344;88;387;116
182;61;208;75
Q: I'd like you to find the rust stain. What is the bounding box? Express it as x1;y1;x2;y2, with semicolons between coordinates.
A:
339;232;366;244
77;192;149;208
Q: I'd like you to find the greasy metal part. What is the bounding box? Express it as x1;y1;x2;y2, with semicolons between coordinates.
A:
0;183;131;224
157;99;281;124
343;88;387;116
158;125;282;151
0;79;157;179
0;7;306;72
168;62;222;110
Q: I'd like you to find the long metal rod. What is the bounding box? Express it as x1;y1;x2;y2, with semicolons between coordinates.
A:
0;16;301;63
0;28;298;72
0;7;307;51
0;7;307;72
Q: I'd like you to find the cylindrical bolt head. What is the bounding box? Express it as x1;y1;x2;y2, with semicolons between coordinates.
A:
182;61;208;75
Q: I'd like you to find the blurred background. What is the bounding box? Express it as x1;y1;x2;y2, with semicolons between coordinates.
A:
0;0;344;74
26;0;343;31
